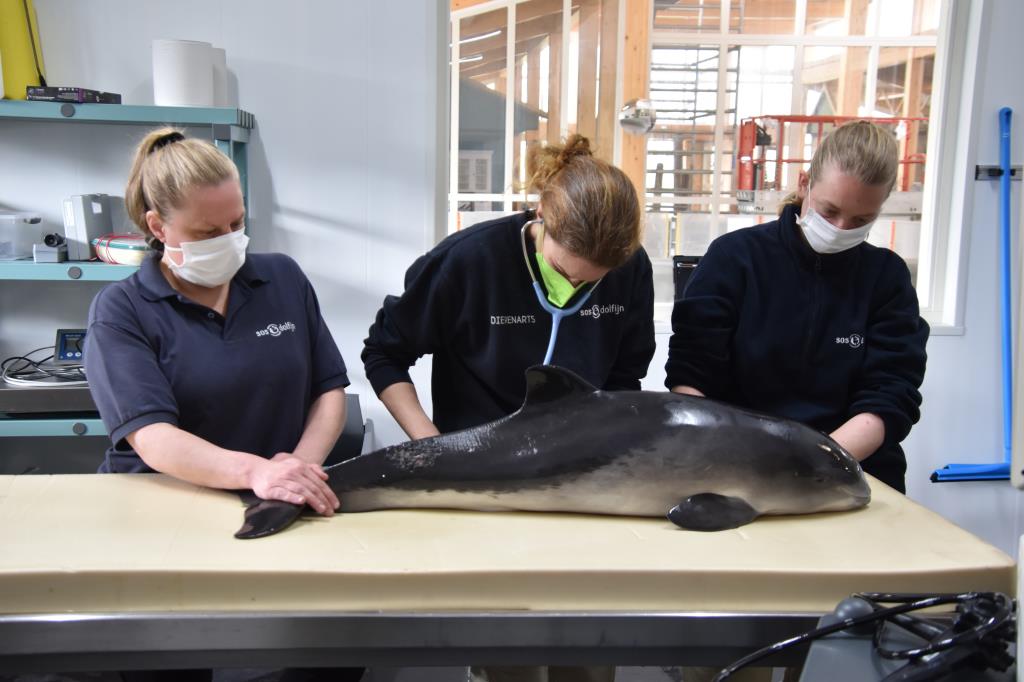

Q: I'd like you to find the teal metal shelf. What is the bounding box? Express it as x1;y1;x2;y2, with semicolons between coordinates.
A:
0;102;256;443
0;101;254;211
0;416;106;437
0;261;138;281
0;100;254;128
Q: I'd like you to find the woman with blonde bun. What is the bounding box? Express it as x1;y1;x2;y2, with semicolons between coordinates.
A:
667;120;929;494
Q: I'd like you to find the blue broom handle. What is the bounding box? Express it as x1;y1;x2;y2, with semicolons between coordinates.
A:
999;107;1013;464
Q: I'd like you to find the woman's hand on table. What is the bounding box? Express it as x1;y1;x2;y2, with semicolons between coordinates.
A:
250;453;340;515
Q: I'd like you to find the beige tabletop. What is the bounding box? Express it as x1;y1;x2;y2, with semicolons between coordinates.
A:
0;473;1014;615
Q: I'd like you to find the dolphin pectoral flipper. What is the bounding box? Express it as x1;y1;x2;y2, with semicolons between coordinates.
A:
235;497;306;539
667;493;760;531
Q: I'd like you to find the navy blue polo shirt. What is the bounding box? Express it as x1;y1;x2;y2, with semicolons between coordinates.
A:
85;252;349;473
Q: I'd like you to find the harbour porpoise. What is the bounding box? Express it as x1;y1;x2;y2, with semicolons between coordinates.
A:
236;365;870;539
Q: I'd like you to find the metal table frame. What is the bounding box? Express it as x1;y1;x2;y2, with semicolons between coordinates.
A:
0;610;819;672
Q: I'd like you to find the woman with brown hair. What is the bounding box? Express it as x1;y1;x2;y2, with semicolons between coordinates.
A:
666;120;929;494
362;133;653;682
362;134;656;441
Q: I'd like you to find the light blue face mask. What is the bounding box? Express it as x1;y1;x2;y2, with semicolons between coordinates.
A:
520;220;602;365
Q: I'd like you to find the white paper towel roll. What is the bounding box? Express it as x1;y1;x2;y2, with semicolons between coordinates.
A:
211;47;229;107
152;39;214;107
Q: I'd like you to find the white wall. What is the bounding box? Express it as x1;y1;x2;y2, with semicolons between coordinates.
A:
0;0;446;460
897;0;1024;558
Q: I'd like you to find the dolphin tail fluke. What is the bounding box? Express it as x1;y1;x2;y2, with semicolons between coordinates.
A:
668;493;760;531
235;497;306;539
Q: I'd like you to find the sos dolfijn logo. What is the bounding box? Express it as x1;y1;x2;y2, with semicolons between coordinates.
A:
835;333;864;349
256;321;297;338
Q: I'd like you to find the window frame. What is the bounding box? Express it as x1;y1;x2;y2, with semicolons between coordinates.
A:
448;0;626;230
648;0;976;332
444;0;980;332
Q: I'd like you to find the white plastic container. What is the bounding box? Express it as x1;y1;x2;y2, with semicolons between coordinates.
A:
0;213;43;261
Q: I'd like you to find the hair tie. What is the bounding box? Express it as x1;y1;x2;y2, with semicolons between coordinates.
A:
150;132;185;154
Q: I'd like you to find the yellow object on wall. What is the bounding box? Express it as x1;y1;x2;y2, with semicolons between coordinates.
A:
0;0;46;99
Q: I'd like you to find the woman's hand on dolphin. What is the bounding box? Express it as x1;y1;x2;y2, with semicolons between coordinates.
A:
250;455;340;515
671;384;705;397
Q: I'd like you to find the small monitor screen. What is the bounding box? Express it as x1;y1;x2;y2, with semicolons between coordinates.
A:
54;328;87;364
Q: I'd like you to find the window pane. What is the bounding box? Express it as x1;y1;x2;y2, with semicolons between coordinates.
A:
802;45;871;116
868;218;921;282
457;8;509;207
733;0;797;34
572;0;619;159
875;0;940;37
672;213;733;257
654;0;724;33
916;0;941;34
805;0;869;36
871;48;932;191
648;45;734;216
513;0;565;192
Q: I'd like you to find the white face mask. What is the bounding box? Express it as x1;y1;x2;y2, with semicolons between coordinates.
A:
163;228;249;287
798;206;874;254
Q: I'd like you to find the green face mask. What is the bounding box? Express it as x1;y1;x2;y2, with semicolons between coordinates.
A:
534;227;586;308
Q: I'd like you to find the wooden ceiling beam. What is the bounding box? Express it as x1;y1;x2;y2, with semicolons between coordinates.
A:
457;0;569;36
458;13;561;56
801;45;935;85
452;0;498;11
459;35;551;78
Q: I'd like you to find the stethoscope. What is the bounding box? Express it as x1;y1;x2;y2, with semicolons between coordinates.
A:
520;219;602;365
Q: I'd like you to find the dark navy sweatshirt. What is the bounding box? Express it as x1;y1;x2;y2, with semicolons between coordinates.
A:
665;204;929;491
362;211;656;433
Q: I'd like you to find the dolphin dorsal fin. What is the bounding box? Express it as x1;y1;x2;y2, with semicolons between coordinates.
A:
523;365;598;406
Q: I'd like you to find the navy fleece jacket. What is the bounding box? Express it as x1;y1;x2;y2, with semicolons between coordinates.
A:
666;204;929;491
363;211;656;433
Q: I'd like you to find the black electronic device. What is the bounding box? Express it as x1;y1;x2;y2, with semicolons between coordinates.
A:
673;255;701;300
54;328;86;365
25;86;122;104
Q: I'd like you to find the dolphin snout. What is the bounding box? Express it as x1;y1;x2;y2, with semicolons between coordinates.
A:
843;477;872;505
813;436;871;506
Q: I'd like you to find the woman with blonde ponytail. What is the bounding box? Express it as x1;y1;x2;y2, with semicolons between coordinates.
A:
85;128;352;534
363;133;655;439
666;120;929;493
86;130;363;682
